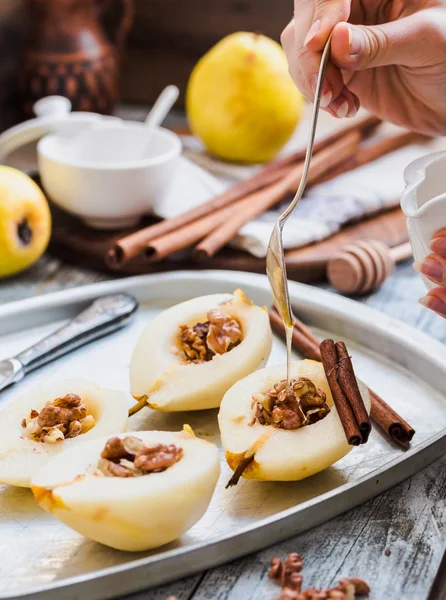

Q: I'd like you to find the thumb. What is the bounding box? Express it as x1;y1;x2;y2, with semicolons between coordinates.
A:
302;0;351;50
331;14;442;70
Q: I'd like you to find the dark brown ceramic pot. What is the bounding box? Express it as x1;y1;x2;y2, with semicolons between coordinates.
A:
19;0;134;116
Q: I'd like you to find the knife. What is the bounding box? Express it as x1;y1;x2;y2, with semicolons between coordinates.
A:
0;293;138;394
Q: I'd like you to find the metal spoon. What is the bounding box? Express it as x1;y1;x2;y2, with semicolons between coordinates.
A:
266;34;333;334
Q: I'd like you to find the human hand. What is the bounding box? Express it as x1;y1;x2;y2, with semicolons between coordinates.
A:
414;229;446;318
281;0;446;135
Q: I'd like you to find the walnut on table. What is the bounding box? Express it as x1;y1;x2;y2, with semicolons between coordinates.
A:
269;553;304;589
270;555;370;600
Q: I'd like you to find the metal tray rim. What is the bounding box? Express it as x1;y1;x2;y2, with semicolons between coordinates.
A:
1;271;445;600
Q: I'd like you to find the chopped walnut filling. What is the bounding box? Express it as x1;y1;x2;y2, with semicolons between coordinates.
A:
97;436;183;478
251;378;330;430
21;393;95;443
179;310;242;363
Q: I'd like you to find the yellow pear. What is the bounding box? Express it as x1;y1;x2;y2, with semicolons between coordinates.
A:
130;289;272;412
219;360;371;482
0;378;129;487
186;32;303;163
0;166;51;278
32;428;220;551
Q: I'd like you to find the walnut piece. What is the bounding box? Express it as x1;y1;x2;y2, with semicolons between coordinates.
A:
290;580;356;599
101;436;133;461
269;553;303;591
98;436;183;478
97;457;134;478
270;556;369;600
338;579;370;596
206;310;242;354
21;394;94;443
179;310;242;363
252;378;329;431
269;556;284;583
276;578;370;599
179;321;212;362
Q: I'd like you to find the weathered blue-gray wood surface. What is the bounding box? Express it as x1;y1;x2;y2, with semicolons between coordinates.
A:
0;258;444;600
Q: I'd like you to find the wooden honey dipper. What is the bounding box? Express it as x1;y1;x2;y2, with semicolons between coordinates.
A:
327;240;413;295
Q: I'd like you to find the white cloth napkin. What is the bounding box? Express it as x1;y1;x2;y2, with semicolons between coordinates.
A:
153;112;435;258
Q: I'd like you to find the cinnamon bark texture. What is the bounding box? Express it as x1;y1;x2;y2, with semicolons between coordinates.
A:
106;116;382;268
193;131;361;261
106;163;293;267
369;390;415;448
268;310;415;449
320;339;364;446
314;131;429;185
269;309;321;362
262;115;380;174
52;206;409;284
336;341;371;443
144;205;235;262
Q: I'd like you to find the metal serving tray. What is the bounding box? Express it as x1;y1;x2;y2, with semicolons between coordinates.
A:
0;271;445;600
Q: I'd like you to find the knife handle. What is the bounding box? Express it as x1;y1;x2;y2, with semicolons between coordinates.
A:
14;294;138;374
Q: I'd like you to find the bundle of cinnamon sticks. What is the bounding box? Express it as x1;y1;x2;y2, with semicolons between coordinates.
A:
269;309;415;449
106;116;429;270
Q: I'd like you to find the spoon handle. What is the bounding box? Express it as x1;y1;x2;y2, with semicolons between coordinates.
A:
266;34;334;334
279;32;333;225
144;85;180;131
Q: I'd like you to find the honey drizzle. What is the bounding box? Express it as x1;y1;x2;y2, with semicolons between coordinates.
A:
266;227;295;388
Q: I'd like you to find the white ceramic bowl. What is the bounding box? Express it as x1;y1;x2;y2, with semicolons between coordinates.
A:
37;122;181;229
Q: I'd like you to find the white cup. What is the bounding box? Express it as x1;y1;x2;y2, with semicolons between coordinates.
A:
38;121;181;230
401;151;446;289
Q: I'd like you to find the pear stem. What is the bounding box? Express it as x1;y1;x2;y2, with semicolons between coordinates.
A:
128;396;148;417
225;427;276;488
225;455;254;488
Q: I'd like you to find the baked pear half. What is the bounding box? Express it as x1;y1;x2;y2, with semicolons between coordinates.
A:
219;359;370;482
31;428;220;552
130;289;272;412
0;378;128;487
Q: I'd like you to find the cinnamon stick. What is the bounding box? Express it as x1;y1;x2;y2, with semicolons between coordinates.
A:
106;163;293;267
313;131;430;186
262;115;381;174
336;341;371;443
369;389;415;448
106;116;380;269
145;204;236;262
320;339;363;446
193;130;361;261
269;310;415;449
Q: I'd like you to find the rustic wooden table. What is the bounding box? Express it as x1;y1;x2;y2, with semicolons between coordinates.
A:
0;255;444;600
